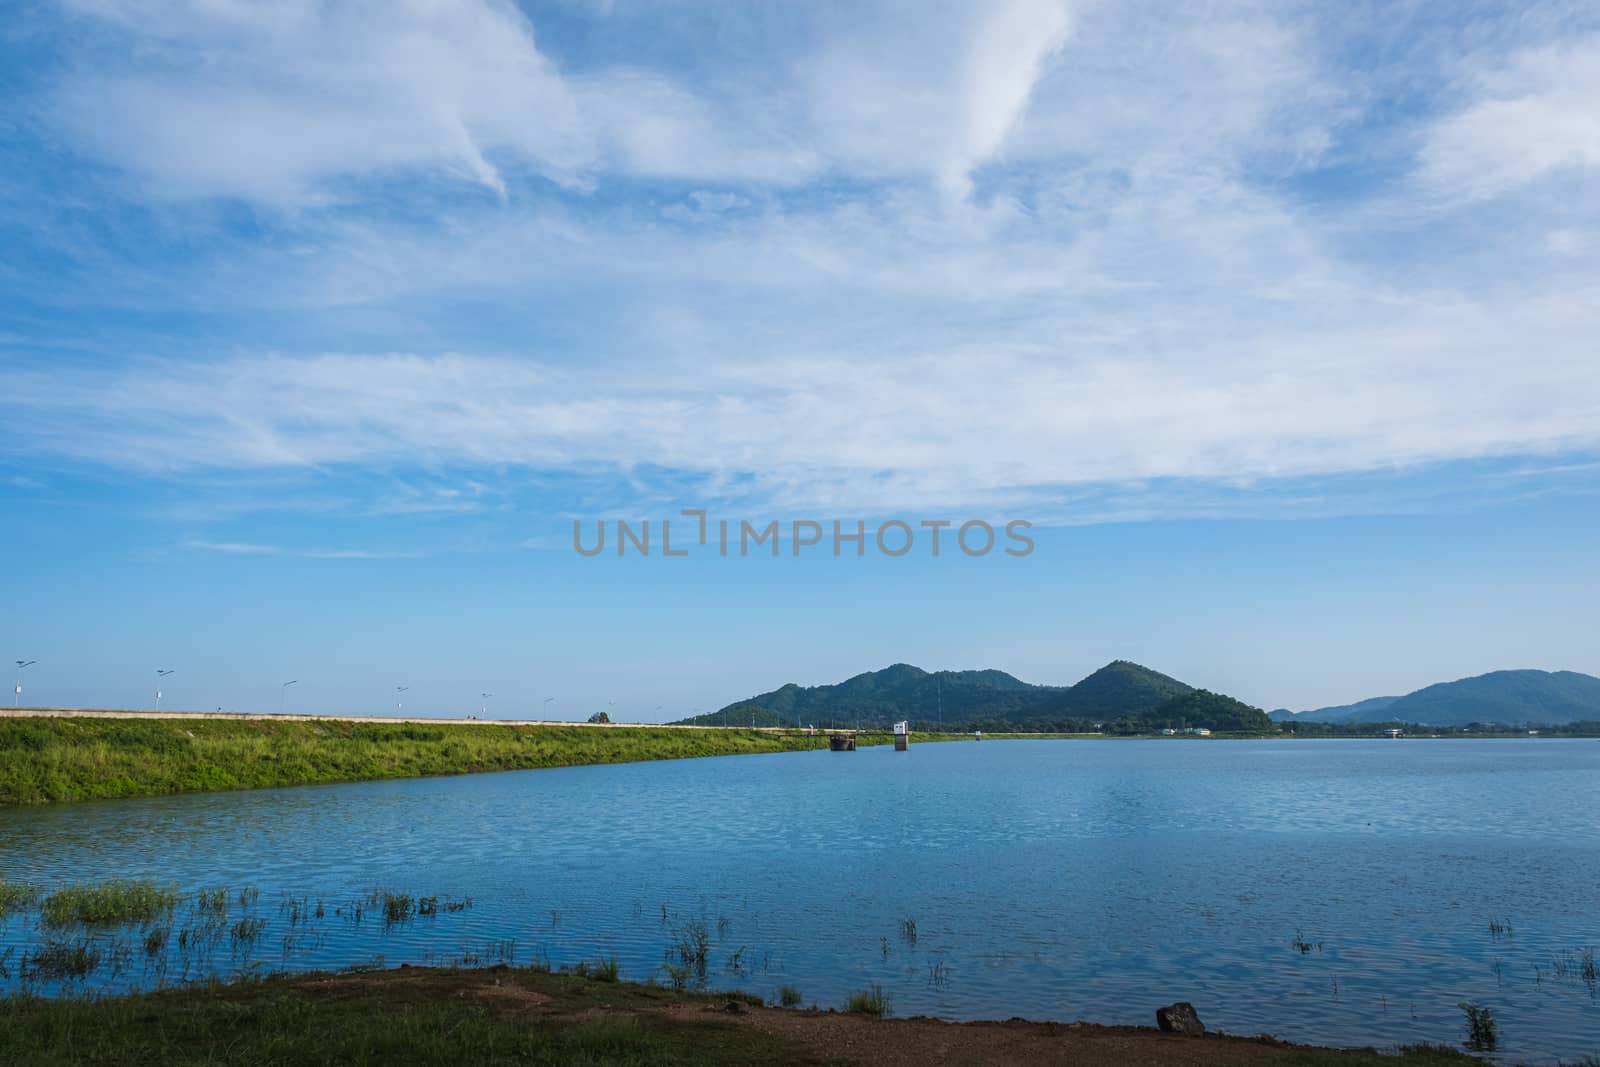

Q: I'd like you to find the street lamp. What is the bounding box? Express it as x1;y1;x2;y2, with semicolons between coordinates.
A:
155;669;174;710
14;660;36;708
542;696;555;720
280;680;298;716
395;685;408;712
480;692;492;717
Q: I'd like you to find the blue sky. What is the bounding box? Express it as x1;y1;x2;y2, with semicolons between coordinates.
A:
2;1;1598;718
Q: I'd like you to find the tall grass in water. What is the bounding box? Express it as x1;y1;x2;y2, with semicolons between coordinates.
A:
0;879;41;918
196;887;228;917
662;919;711;990
39;880;178;927
23;939;103;981
1458;1002;1497;1052
846;985;891;1017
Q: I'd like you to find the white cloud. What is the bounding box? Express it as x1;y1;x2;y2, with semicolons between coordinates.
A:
6;1;1598;523
1420;35;1600;202
55;0;593;202
803;0;1073;198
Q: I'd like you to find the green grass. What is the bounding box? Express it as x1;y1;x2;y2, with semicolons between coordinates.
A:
844;984;890;1016
0;968;811;1066
0;962;1522;1066
38;879;178;927
0;718;902;806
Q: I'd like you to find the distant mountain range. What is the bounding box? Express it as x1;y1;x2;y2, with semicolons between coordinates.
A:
1269;670;1600;727
674;660;1273;733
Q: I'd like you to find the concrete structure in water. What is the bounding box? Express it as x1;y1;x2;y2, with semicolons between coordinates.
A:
893;720;909;752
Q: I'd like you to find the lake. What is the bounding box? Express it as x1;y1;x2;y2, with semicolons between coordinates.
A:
3;738;1598;1062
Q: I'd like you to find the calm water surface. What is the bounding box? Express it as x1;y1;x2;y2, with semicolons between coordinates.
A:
3;738;1598;1062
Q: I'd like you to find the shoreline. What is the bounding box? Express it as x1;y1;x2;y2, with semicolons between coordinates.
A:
0;963;1487;1066
0;714;931;807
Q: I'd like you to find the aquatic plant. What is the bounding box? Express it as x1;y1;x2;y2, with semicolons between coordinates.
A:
927;959;949;988
678;920;710;975
0;879;40;918
1487;918;1513;939
846;984;891;1017
230;917;266;950
370;891;414;926
778;986;802;1008
196;887;228;917
1458;1002;1496;1052
900;916;917;946
40;880;178;928
24;939;102;981
1291;929;1323;954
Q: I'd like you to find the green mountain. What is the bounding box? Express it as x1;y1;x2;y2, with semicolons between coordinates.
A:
1134;690;1274;733
675;663;1064;729
1382;670;1600;726
675;660;1265;732
1268;696;1400;724
1039;660;1193;719
1273;670;1600;726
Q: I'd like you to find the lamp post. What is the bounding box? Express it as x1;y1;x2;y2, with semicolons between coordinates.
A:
395;685;408;713
155;669;174;710
13;660;36;708
280;680;298;716
542;696;555;721
480;693;492;717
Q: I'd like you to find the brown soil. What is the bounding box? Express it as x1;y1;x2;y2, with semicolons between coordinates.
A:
289;965;1472;1067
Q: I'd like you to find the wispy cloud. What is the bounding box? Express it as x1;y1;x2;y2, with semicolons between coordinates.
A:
3;1;1597;524
184;539;422;560
1420;35;1600;203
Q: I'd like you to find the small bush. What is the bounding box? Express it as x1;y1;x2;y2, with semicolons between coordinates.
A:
778;986;802;1008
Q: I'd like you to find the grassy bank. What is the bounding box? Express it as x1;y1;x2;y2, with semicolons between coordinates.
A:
0;718;935;806
0;964;1491;1067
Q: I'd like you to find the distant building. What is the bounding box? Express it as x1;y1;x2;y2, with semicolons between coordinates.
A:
1159;728;1176;736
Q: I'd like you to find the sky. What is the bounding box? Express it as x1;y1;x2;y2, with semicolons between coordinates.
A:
2;0;1598;719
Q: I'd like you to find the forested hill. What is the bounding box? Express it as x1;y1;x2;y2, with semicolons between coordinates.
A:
674;660;1272;733
1271;670;1600;726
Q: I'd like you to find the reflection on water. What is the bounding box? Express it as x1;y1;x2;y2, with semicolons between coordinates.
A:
2;738;1598;1063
